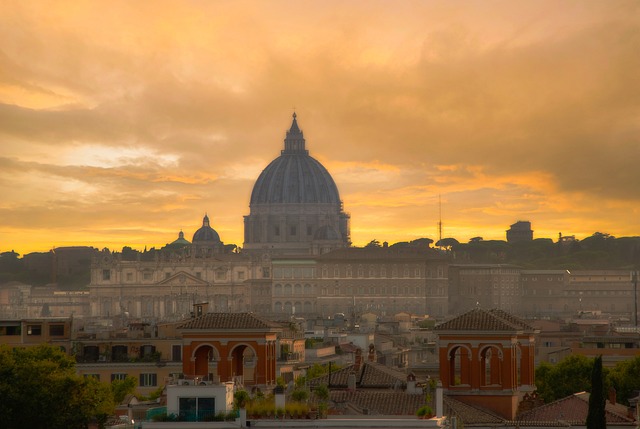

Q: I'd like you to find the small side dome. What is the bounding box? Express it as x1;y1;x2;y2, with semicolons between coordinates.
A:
193;214;221;244
171;230;191;246
313;225;341;241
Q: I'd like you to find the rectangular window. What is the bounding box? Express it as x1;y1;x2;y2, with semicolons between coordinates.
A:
143;272;152;280
84;374;100;381
140;345;156;359
126;272;133;281
1;326;21;335
307;226;313;235
165;273;171;279
139;373;157;387
274;226;280;236
179;397;197;421
290;226;297;235
27;325;42;336
178;397;216;422
237;271;245;280
102;269;111;280
198;397;215;418
172;345;182;362
49;324;65;336
195;272;202;279
111;373;128;382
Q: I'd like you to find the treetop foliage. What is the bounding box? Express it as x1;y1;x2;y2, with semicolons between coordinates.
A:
0;344;115;429
536;354;640;406
450;232;640;269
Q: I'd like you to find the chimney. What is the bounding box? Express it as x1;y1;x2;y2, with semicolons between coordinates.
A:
368;343;376;362
609;387;617;405
347;371;356;391
353;349;363;372
193;302;209;317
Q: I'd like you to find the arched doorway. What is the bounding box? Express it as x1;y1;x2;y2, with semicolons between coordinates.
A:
193;345;219;381
229;344;256;384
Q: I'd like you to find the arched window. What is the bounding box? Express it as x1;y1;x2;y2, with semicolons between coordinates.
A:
480;346;502;387
448;345;472;386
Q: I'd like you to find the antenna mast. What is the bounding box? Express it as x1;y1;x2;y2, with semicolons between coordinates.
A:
438;194;443;244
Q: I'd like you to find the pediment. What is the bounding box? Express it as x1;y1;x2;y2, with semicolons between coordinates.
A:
158;271;208;286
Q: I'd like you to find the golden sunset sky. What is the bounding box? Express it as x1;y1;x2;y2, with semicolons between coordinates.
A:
1;1;639;255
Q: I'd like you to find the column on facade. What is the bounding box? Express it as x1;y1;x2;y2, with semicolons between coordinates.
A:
468;345;480;389
502;341;516;390
490;347;502;385
519;338;534;387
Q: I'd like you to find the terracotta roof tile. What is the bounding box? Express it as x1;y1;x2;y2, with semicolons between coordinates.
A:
177;312;281;330
329;390;426;416
435;308;535;332
309;361;408;389
516;392;635;425
444;396;505;426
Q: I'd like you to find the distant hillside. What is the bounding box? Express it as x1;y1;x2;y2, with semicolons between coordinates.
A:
449;232;640;270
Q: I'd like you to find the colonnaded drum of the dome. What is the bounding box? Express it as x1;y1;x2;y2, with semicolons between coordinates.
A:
243;113;350;256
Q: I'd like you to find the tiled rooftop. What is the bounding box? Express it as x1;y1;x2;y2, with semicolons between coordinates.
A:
177;312;282;330
516;392;635;425
309;361;408;389
435;308;535;332
329;390;426;416
445;391;636;427
444;396;505;426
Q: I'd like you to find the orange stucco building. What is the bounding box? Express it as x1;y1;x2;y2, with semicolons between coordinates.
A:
177;309;282;386
435;308;538;420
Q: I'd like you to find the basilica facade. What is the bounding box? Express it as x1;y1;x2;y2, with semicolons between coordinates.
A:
89;114;447;321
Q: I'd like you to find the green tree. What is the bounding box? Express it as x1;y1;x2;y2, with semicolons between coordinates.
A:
314;383;329;401
291;388;309;402
436;237;459;250
586;355;606;429
607;356;640;405
365;239;381;248
233;389;250;410
111;375;137;404
535;355;594;402
0;344;114;429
